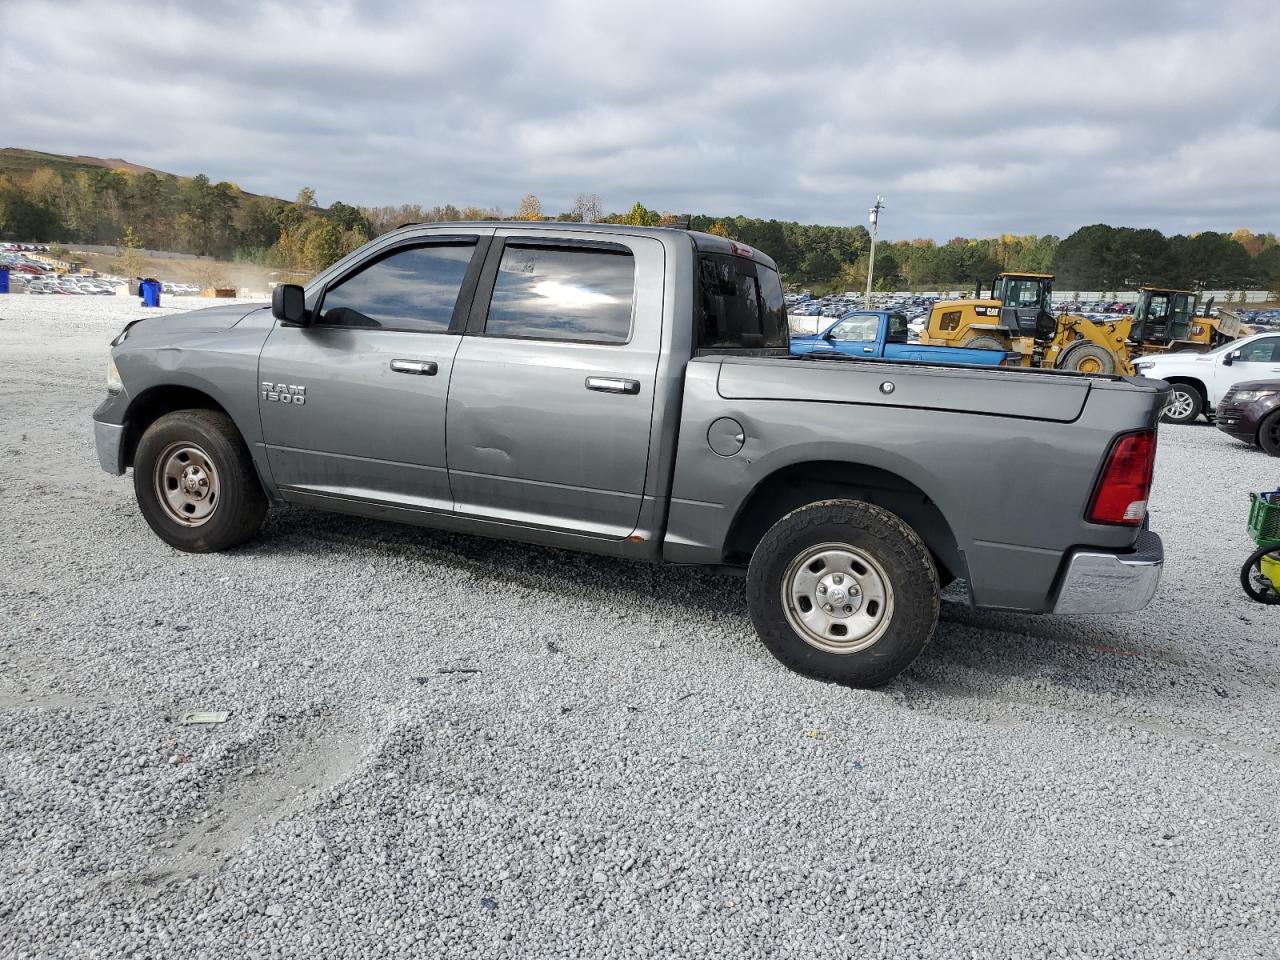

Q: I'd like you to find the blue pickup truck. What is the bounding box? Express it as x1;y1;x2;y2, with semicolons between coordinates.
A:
790;311;1007;365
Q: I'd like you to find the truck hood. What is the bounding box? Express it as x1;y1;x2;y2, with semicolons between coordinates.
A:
119;302;269;344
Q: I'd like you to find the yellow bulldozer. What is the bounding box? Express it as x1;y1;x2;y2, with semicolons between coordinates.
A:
919;274;1251;375
1128;287;1249;355
919;272;1135;375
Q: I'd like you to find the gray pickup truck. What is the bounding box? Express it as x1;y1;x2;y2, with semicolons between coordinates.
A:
94;223;1167;686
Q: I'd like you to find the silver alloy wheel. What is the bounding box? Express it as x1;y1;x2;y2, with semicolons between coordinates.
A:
153;441;220;527
781;542;895;654
1164;389;1195;421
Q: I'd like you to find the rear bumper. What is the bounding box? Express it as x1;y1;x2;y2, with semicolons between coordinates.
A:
94;418;126;475
1052;530;1164;614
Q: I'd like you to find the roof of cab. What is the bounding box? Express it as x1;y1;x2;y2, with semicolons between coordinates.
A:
386;220;779;271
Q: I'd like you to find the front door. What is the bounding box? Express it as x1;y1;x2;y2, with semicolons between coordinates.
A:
257;235;488;511
999;277;1049;337
1215;336;1280;403
445;231;665;539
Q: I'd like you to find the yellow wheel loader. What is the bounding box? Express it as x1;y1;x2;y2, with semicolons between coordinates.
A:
1129;288;1250;356
919;273;1135;375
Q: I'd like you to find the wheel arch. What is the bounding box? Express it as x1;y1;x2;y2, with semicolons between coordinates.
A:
722;460;965;583
122;385;237;469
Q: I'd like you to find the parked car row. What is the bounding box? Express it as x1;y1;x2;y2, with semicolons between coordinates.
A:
1237;308;1280;330
1134;331;1280;456
23;276;119;295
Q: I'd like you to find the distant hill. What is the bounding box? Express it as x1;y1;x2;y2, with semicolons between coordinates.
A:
0;147;265;199
0;147;177;179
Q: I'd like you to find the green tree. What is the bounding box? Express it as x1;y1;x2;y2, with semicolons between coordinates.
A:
515;195;543;221
302;220;344;272
619;202;660;227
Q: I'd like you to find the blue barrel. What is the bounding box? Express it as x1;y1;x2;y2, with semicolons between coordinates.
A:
0;268;9;294
140;278;161;307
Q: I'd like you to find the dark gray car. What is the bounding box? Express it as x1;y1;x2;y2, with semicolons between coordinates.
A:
94;223;1168;686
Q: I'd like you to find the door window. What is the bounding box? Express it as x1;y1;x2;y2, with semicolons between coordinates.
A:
316;243;475;332
827;315;880;341
1003;279;1043;309
484;244;635;343
1237;338;1280;363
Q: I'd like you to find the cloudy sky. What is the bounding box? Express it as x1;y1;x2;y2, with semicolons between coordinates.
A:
4;0;1278;239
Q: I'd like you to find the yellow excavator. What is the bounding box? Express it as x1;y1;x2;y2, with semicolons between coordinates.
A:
919;272;1134;375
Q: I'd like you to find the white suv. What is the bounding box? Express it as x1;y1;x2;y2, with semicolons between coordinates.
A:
1133;332;1280;424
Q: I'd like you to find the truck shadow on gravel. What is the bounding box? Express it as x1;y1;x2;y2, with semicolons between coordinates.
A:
249;507;1243;714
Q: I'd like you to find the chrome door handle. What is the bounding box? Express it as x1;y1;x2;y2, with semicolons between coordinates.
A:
390;359;438;376
585;376;641;395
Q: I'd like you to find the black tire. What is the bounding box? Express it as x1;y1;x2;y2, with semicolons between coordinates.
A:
1258;410;1280;457
1240;545;1280;605
1055;342;1117;375
1160;383;1203;424
962;335;1007;351
745;499;939;687
133;409;267;552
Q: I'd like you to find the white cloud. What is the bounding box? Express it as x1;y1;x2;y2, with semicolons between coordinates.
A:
3;0;1277;237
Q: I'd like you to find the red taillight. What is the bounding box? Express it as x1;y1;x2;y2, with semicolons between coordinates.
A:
1087;430;1157;526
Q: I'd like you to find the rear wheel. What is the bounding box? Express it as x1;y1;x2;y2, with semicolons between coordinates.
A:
133;410;267;552
746;500;939;687
1056;342;1117;375
961;335;1007;352
1258;410;1280;457
1241;545;1280;604
1160;383;1203;424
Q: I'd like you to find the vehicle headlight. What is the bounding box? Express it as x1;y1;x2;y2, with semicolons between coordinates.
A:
107;356;123;395
1232;389;1277;403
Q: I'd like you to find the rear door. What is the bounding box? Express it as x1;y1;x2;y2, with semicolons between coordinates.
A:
445;231;664;538
257;232;490;510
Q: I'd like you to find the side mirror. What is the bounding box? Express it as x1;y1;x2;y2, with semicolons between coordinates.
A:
271;284;308;326
1223;350;1239;366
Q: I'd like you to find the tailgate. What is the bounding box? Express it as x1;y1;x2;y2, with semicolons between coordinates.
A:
717;357;1092;423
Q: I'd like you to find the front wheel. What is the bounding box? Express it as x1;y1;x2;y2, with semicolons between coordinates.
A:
746;500;939;686
1161;384;1203;424
1056;342;1117;375
1258;410;1280;457
133;409;267;552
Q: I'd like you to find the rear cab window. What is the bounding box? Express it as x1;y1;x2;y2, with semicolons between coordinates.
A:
695;253;789;355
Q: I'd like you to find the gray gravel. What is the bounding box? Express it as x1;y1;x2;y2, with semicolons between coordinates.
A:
2;296;1279;959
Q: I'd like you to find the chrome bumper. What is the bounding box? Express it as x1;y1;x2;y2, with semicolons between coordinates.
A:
1052;530;1163;614
94;419;126;475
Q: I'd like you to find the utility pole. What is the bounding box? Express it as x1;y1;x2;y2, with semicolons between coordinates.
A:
865;195;885;307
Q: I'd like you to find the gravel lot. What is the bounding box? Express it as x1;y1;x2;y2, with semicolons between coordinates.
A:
2;295;1278;959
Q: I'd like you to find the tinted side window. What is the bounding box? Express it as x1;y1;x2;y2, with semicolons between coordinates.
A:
757;265;789;348
316;244;474;332
1239;338;1280;362
886;312;909;343
697;255;788;350
484;244;635;343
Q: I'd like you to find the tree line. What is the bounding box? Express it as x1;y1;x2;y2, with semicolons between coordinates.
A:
1;164;1277;292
